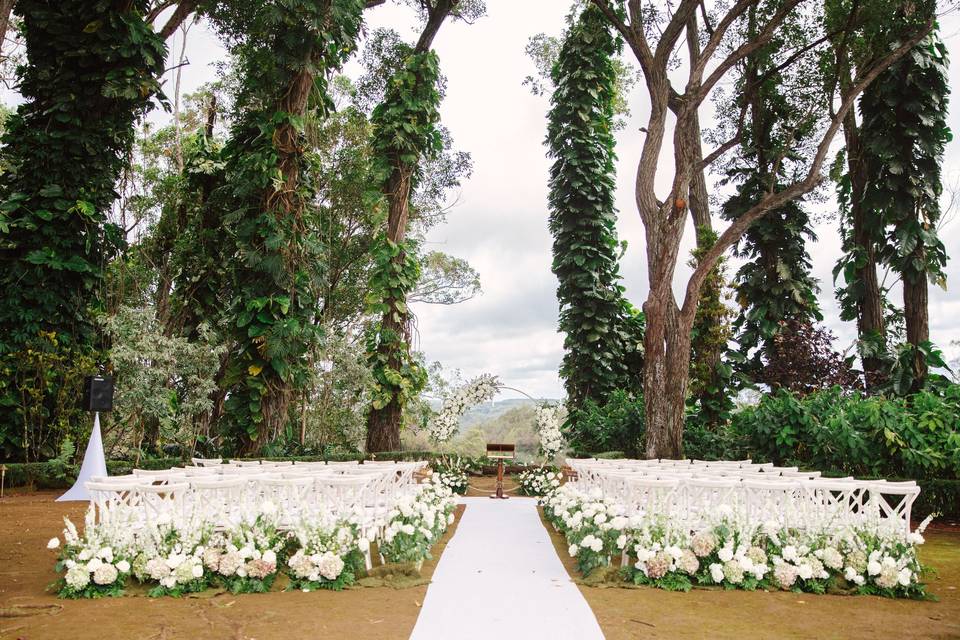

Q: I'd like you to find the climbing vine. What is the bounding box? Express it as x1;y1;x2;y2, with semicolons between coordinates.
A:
207;0;367;453
686;227;734;430
0;0;167;457
364;49;444;451
545;5;643;418
720;8;821;378
0;0;166;349
858;29;950;392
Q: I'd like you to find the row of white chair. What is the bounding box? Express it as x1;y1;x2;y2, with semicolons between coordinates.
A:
566;458;920;538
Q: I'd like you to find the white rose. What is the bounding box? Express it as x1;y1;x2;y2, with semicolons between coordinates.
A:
867;561;882;576
116;560;131;573
710;563;725;583
47;537;60;550
263;549;277;564
718;546;734;562
568;544;578;557
192;564;204;579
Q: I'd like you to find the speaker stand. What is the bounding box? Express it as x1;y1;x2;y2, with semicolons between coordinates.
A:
57;412;107;502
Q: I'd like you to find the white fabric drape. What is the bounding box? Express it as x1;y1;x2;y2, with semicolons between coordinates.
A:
57;413;107;502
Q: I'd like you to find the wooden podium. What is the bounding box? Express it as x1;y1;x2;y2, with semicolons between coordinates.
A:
486;443;514;500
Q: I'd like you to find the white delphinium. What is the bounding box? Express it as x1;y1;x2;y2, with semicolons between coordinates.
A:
536;404;565;459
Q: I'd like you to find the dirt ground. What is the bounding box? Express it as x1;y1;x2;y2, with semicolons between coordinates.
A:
0;490;465;640
542;508;960;640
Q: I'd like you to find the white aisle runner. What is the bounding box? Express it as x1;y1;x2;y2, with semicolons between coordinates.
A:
409;497;605;640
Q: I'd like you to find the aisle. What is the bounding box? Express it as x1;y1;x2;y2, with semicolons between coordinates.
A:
409;497;605;640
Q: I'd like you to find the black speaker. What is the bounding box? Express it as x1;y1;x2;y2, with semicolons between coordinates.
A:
82;375;114;412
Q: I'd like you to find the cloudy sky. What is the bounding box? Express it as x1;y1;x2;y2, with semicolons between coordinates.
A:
19;1;960;399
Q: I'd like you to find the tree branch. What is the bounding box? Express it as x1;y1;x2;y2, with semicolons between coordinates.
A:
415;0;456;52
157;0;196;39
679;18;935;323
591;0;655;74
693;0;804;106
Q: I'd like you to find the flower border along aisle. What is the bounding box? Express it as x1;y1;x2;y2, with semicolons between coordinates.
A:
541;482;935;599
47;477;458;598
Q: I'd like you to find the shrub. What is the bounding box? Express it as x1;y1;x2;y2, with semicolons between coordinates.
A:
726;384;960;480
565;390;644;457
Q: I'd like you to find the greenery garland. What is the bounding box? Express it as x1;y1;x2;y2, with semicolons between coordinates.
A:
545;6;643;417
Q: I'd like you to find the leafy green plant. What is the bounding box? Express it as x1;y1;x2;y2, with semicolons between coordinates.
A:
546;6;644;417
566;389;644;457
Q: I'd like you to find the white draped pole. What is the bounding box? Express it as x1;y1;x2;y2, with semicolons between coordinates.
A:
57;412;107;502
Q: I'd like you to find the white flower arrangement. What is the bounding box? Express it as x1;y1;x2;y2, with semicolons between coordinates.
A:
130;512;214;597
517;465;562;497
543;484;932;598
429;455;474;495
204;506;288;593
286;512;365;592
428;374;501;443
49;509;135;598
380;479;458;566
535;404;565;460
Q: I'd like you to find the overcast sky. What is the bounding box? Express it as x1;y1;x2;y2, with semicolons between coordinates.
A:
20;1;960;399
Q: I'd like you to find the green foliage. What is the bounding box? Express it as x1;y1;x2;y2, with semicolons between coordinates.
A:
687;227;735;430
567;390;644;457
207;0;366;451
365;237;427;411
0;332;97;462
0;0;168;458
718;7;822;377
101;306;225;457
727;385;960;480
546;6;643;421
860;33;949;290
0;0;166;350
297;331;376;454
364;50;444;421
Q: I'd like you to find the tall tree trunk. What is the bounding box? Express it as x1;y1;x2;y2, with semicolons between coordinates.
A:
238;66;315;455
0;0;14;48
903;265;929;391
842;111;887;390
364;0;454;452
643;297;690;459
366;167;414;453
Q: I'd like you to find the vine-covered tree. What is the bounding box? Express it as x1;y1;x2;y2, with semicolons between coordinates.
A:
719;4;822;378
205;0;367;453
0;0;192;460
859;28;950;392
364;0;484;452
588;0;935;458
545;5;644;421
686;227;734;430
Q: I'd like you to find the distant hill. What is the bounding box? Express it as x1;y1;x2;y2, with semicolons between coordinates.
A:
401;397;562;460
458;398;552;429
